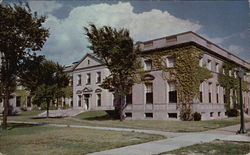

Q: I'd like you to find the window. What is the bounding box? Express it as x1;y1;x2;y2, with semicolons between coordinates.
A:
199;83;203;103
70;77;73;86
125;112;132;117
16;96;21;107
86;73;91;84
208;83;212;103
166;36;177;42
78;95;82;107
199;57;203;67
144;41;153;48
207;59;212;70
210;112;213;117
97;94;101;107
167;57;176;68
96;72;101;83
218;112;221;117
126;88;132;104
27;96;31;107
77;74;82;85
87;60;90;65
145;83;153;104
169;82;177;103
216;85;220;103
200;91;203;103
168;113;177;118
145;113;153;118
234;71;237;78
215;63;219;73
223;88;226;103
144;60;152;70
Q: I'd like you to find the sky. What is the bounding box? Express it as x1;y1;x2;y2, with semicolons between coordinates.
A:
3;0;250;66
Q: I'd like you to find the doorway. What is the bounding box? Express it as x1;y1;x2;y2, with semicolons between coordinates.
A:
84;94;90;110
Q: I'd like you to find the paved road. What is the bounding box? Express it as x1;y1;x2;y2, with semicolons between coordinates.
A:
9;121;250;155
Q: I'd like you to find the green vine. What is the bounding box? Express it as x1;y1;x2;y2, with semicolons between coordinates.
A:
142;45;212;120
218;62;249;111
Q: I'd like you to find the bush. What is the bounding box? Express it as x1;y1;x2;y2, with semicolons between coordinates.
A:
192;112;201;121
226;109;239;117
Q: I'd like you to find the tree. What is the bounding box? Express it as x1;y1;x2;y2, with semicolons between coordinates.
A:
20;60;69;118
84;24;141;120
0;4;49;129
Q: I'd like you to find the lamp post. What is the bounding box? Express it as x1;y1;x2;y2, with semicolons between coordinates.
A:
237;68;246;134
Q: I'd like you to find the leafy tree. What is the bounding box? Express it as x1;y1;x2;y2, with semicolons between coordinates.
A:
0;4;49;129
84;24;141;120
20;60;69;117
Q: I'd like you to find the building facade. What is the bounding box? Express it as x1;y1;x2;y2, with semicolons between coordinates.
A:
68;31;250;120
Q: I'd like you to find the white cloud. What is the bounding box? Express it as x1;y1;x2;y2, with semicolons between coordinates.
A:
228;45;244;54
41;2;202;65
29;1;63;15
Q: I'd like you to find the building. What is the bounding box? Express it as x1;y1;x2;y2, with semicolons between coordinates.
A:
69;53;114;110
68;31;250;120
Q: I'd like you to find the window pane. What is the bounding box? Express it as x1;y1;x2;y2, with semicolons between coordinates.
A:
169;91;177;103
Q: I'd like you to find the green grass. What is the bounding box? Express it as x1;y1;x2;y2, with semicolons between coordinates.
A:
74;110;250;132
159;140;250;155
0;124;164;155
4;110;250;132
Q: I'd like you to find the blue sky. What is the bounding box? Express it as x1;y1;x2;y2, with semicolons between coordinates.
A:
4;0;250;65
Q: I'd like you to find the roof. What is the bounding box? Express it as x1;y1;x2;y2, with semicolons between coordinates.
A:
137;31;250;69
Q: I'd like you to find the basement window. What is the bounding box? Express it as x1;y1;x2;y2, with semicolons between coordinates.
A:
125;112;132;118
145;113;153;118
168;113;177;118
210;112;214;117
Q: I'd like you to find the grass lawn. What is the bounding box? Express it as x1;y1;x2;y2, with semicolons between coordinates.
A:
4;110;250;132
74;110;250;132
159;140;250;155
0;124;164;155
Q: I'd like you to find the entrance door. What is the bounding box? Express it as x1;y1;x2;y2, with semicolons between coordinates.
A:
84;94;90;110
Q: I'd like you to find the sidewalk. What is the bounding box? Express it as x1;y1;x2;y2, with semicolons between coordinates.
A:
8;121;250;155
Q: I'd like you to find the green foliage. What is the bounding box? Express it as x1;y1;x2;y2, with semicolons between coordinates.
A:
192;112;202;121
61;86;73;98
143;45;212;120
20;60;69;117
0;3;49;129
218;62;249;111
84;24;141;120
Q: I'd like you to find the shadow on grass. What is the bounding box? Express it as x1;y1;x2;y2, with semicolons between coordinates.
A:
6;123;38;130
83;115;117;121
31;116;65;119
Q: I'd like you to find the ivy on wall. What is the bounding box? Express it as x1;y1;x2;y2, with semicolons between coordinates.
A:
142;45;212;120
218;62;250;111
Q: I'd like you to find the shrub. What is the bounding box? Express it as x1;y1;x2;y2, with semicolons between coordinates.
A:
192;112;201;121
226;109;239;117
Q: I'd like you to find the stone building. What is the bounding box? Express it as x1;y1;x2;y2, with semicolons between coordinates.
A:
68;31;250;120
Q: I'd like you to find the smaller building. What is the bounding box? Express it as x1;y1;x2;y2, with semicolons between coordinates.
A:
69;53;114;111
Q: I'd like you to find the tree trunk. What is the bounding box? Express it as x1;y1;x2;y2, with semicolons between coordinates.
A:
46;99;50;118
2;93;10;130
119;95;126;121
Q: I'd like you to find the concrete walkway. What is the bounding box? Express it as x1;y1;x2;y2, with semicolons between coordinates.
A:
9;121;250;155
